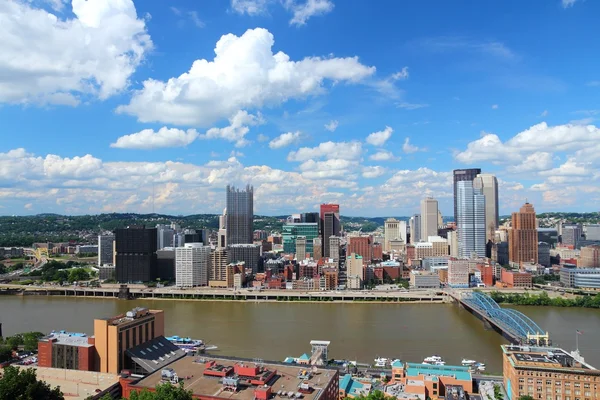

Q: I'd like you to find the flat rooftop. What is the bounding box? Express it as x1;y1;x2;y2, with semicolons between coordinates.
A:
13;366;118;400
40;331;93;348
129;356;338;400
502;345;599;373
405;363;471;382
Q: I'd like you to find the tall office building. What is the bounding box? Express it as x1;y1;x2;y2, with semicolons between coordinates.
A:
98;234;114;266
420;197;439;242
456;181;486;258
218;208;227;249
321;204;340;258
175;243;210;287
508;202;538;264
114;226;157;283
209;248;230;287
282;223;319;254
384;218;407;251
453;168;481;223
313;237;322;260
347;253;364;289
302;212;319;223
226;184;253;245
409;214;421;244
296;236;307;261
329;236;341;260
227;244;261;274
473;174;499;241
348;235;373;263
562;224;583;249
156;225;175;249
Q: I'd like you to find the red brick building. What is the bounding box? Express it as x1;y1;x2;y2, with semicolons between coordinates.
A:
372;243;383;261
476;263;495;287
348;236;373;264
500;269;532;288
38;331;96;371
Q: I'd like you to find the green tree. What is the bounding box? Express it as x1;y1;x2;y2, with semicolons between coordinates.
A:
68;268;90;283
348;390;387;400
22;332;45;352
0;366;64;400
129;382;193;400
0;263;6;275
519;396;534;400
0;345;13;363
6;335;24;350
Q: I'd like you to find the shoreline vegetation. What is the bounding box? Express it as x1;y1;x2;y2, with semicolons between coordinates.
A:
490;291;600;309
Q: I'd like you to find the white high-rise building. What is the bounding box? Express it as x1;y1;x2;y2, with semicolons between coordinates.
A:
473;174;499;242
98;234;114;266
420;198;439;242
410;214;421;244
175;243;211;287
457;181;486;258
218;208;227;250
384;218;407;251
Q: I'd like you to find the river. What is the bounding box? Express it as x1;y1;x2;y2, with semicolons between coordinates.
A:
1;296;598;374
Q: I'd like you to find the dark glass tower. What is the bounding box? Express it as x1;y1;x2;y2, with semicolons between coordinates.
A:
115;226;157;283
226;185;254;245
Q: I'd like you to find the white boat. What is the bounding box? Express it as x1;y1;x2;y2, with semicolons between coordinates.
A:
462;359;477;365
166;335;204;350
423;355;444;364
434;361;446;365
476;363;486;371
374;357;389;367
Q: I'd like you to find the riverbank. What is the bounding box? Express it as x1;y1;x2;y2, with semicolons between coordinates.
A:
489;291;600;308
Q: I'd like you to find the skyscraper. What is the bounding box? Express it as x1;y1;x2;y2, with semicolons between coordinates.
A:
473;174;499;242
384;218;407;251
98;234;114;266
456;181;486;258
453;168;482;223
509;202;538;264
296;236;307;261
410;214;421;244
226;185;253;245
320;204;340;258
114;226;157;283
175;243;210;287
420;197;439;241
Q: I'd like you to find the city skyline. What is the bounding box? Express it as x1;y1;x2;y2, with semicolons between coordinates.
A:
2;0;600;217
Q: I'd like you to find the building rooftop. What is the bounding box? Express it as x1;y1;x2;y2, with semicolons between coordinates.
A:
21;367;119;400
405;363;472;382
40;331;93;348
340;374;366;397
502;345;599;372
125;336;187;374
128;355;338;400
102;307;159;326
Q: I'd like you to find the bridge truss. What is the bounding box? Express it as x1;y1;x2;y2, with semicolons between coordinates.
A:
461;292;547;342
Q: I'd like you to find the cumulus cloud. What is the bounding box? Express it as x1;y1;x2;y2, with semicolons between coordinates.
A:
111;127;199;150
200;110;264;147
324;120;339;132
285;0;334;26
366;126;393;146
0;0;152;105
117;28;374;126
369;150;397;161
506;152;553;173
402;137;422;154
287;141;362;161
298;159;355;179
362;166;387;178
269;131;302;149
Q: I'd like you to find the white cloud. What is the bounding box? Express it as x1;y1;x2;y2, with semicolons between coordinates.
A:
269;131;302;149
0;0;152;105
369;150;397;161
362;166;387;178
391;67;409;80
587;81;600;87
540;158;591;177
24;203;33;210
298;159;355;179
366;126;393;146
187;11;205;28
230;0;270;15
324;120;339;132
397;102;429;110
288;141;362;161
257;133;269;142
117;28;374;126
562;0;578;8
111;127;200;150
285;0;334;26
200;110;264;147
491;104;499;109
540;110;549;117
402;137;422;154
506;152;553;173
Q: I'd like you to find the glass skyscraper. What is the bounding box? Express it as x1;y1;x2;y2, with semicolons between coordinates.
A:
282;223;319;254
457;180;486;258
226;185;253;245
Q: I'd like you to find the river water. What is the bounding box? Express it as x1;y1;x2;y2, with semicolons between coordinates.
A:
1;296;598;374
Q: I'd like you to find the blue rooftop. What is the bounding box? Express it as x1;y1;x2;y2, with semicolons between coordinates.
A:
299;353;310;361
406;363;472;382
391;360;404;368
283;357;295;364
340;374;365;396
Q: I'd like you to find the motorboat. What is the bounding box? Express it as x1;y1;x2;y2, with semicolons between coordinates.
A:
423;355;444;364
462;359;477;366
374;357;389;367
166;335;204;350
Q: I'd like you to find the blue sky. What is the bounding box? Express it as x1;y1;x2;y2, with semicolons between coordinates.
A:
1;0;599;217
